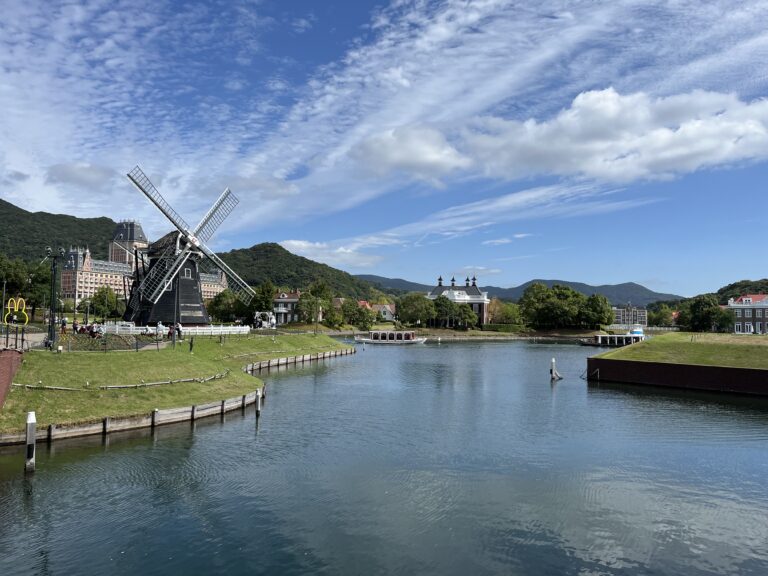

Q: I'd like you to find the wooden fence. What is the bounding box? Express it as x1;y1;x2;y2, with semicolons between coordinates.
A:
0;391;261;446
244;347;356;374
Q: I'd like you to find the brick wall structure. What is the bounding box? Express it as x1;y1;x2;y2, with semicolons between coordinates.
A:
0;349;23;407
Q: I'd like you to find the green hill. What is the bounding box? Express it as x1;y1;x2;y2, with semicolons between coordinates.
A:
355;275;682;306
219;243;376;299
487;279;683;307
716;279;768;304
0;198;116;261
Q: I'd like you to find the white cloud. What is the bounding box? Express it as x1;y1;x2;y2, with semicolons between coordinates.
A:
457;266;502;277
3;0;768;248
46;163;117;190
351;125;471;184
483;234;532;245
464;88;768;182
279;240;383;269
283;182;653;271
291;16;315;34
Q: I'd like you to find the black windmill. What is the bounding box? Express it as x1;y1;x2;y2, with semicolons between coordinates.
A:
123;166;255;325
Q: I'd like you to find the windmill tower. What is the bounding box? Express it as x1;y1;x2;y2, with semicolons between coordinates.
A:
123;166;255;325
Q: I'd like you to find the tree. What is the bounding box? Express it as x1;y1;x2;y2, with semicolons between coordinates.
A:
396;293;435;326
91;286;118;321
497;302;523;325
354;307;376;331
678;295;734;332
519;282;549;327
433;295;458;328
252;280;276;314
341;299;361;326
579;294;613;328
322;306;343;329
207;289;238;322
648;304;674;326
456;303;477;329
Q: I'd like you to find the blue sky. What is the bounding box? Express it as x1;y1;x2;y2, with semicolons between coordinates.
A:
2;1;768;297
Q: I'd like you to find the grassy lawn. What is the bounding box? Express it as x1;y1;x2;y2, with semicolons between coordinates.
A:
600;332;768;369
0;333;346;433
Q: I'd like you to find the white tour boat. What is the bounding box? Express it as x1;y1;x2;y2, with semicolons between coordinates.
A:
354;330;428;344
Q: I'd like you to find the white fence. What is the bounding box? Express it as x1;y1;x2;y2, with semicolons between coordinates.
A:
103;323;252;336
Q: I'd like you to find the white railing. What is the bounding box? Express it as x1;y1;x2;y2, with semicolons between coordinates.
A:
103;324;251;336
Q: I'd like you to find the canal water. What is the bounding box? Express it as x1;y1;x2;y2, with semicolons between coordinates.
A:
1;340;767;575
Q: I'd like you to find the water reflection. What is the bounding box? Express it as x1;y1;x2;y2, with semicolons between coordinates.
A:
1;341;767;575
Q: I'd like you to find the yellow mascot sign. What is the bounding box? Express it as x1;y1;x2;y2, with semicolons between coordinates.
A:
3;297;30;326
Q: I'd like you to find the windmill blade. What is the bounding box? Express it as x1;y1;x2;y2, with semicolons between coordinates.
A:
145;247;194;304
193;188;239;244
130;246;176;309
126;166;191;235
198;244;255;305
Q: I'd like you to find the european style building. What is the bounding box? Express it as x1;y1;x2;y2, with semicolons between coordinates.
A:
611;305;648;327
60;221;226;309
426;275;490;326
727;294;768;334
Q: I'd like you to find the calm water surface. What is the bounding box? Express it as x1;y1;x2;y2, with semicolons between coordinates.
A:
1;341;768;575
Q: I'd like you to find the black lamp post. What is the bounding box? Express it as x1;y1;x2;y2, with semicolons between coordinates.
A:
46;247;65;348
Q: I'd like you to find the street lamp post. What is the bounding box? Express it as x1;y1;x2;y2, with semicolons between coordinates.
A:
46;247;65;348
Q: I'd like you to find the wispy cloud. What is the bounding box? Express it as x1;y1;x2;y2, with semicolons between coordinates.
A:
482;238;512;246
2;0;768;245
282;182;652;269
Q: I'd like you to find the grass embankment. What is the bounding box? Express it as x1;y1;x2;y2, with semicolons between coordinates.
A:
0;333;345;433
600;332;768;369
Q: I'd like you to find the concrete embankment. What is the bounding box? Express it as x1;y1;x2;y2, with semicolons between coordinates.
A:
587;356;768;396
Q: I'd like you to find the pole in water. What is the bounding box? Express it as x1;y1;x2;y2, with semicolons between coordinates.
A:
550;357;563;381
25;411;36;473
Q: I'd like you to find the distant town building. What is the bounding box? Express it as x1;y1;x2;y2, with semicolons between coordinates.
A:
60;221;226;308
426;275;490;326
726;294;768;334
273;291;301;325
612;305;648;327
372;303;396;321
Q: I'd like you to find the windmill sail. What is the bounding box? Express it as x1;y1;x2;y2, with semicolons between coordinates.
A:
198;243;255;305
127;166;190;234
194;188;238;244
124;165;254;324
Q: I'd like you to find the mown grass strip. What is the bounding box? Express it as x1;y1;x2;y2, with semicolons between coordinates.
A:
0;333;346;433
600;332;768;369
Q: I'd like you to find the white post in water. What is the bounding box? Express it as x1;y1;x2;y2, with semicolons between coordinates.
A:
25;411;36;473
256;388;262;417
550;358;562;381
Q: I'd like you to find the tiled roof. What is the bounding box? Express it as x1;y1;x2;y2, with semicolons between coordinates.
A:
428;284;484;297
735;294;768;303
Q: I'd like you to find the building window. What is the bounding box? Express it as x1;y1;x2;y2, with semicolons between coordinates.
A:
736;323;742;333
183;268;192;279
758;322;763;333
758;309;763;318
736;309;742;317
745;309;752;317
745;322;753;333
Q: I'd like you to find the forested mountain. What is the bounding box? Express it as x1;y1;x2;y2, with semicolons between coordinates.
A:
486;280;683;307
355;274;431;295
355;275;683;306
0;197;685;305
218;243;376;299
716;279;768;304
0;198;116;261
